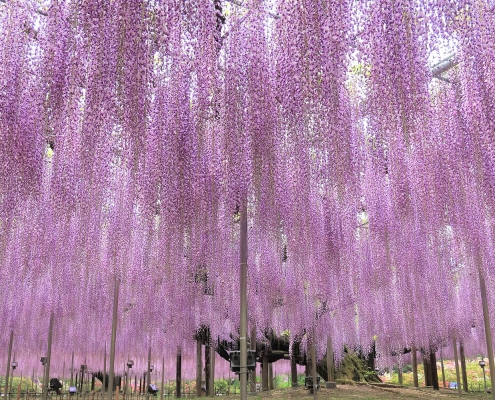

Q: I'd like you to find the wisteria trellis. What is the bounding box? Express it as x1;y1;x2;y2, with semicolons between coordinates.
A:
1;0;495;377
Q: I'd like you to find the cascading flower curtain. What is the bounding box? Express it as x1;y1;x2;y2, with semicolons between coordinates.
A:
1;0;495;373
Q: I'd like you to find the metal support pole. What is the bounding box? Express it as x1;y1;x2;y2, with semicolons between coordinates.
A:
43;312;54;400
440;350;446;388
161;357;164;400
108;279;120;400
146;347;151;400
239;196;248;400
262;352;268;391
196;340;202;397
250;327;256;393
453;338;462;396
4;330;13;399
71;352;74;387
311;328;318;400
291;342;298;388
268;364;273;390
326;336;335;387
410;346;418;388
479;267;495;400
103;343;107;394
459;343;468;392
176;349;181;399
209;343;215;397
9;356;14;395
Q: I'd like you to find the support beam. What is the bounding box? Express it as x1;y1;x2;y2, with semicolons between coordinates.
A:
176;349;181;399
268;363;273;390
326;336;335;386
210;343;215;397
146;347;151;400
196;340;202;397
103;344;106;393
453;338;462;396
311;328;318;400
459;343;468;392
205;344;210;396
479;267;495;400
291;342;298;388
430;351;439;390
107;279;120;400
42;312;54;400
161;356;165;400
440;351;446;389
250;327;257;393
411;346;418;388
239;196;248;400
262;352;268;391
4;330;13;399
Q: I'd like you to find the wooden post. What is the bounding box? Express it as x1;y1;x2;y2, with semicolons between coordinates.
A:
108;279;120;400
176;349;181;399
43;312;54;400
261;352;268;391
196;340;202;397
4;330;13;399
411;346;418;388
453;338;462;396
250;327;256;393
459;343;468;392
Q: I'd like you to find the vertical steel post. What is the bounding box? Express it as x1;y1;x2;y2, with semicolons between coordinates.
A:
479;267;495;400
261;353;268;391
440;350;446;388
196;340;202;397
71;352;74;387
311;327;318;400
453;338;462;396
4;330;13;399
411;346;418;388
161;357;164;400
176;349;181;399
103;343;107;394
326;336;334;385
43;312;54;400
209;343;215;397
146;348;151;400
250;327;256;393
239;197;248;400
107;279;120;400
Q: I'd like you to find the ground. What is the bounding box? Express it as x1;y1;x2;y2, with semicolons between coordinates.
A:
216;384;491;399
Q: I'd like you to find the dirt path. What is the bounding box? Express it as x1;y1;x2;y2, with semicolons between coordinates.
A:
217;385;487;399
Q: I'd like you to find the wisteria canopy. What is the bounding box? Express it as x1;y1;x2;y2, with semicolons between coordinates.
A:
1;0;495;378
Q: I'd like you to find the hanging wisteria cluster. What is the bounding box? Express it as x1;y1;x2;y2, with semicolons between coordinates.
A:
1;0;495;376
